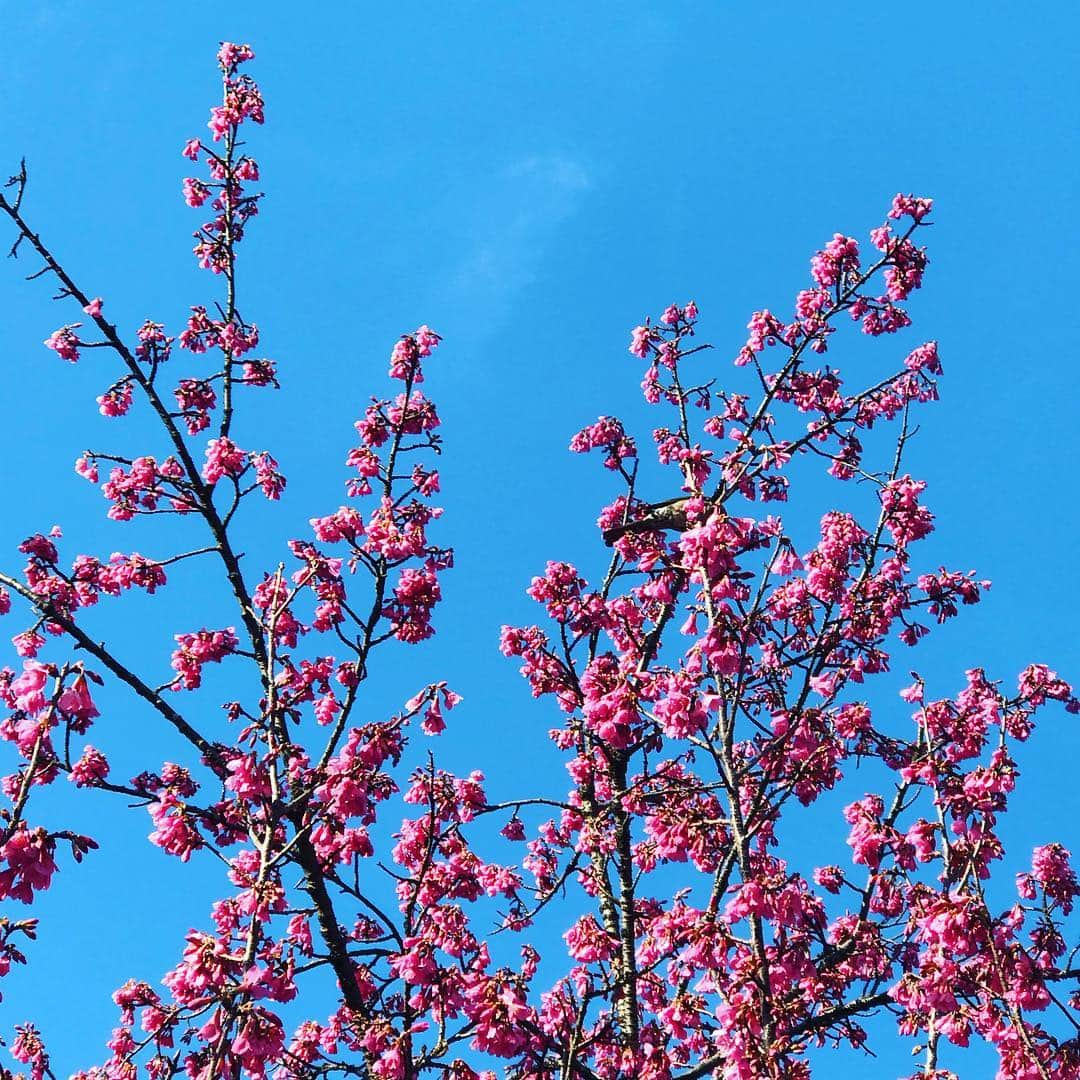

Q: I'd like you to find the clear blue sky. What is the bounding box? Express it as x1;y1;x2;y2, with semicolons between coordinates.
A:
0;3;1077;1077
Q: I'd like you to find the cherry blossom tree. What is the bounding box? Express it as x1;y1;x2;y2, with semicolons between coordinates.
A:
0;42;1078;1080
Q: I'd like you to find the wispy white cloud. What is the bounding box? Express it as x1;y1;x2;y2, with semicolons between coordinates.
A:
439;152;593;328
504;154;592;192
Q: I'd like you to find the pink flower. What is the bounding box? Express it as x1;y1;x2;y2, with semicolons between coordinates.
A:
163;931;238;1005
44;325;81;362
629;324;656;359
207;105;231;141
1018;663;1073;706
11;661;49;715
224;753;271;801
147;794;203;861
69;745;109;787
82;297;103;317
252;451;286;500
0;825;58;902
569;416;636;469
202;437;248;484
564;915;617;962
743;309;787;357
1030;843;1080;914
170;627;238;690
182;177;211;208
11;1024;49;1080
231;1007;284;1077
810;233;860;288
389;937;440;985
217;42;255;70
462;970;533;1058
904;340;942;374
889;192;934;222
58;673;99;724
311;507;364;544
97;382;133;417
813;866;844;893
385;567;441;643
13;630;45;658
880;475;934;546
415;325;440;355
389;327;441;380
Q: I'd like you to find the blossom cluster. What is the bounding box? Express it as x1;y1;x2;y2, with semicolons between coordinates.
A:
498;197;1080;1077
2;42;1079;1080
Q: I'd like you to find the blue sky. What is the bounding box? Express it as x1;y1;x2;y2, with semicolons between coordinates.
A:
0;3;1078;1077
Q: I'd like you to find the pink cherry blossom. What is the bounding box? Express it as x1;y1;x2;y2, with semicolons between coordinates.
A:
43;325;81;362
0;44;1075;1080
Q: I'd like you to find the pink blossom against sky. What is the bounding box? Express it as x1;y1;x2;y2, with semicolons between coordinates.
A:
0;4;1077;1078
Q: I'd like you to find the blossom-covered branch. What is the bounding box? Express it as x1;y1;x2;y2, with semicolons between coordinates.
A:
0;40;1078;1080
